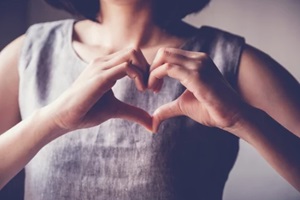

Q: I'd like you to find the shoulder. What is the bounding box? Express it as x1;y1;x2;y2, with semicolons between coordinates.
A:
183;24;246;62
200;26;245;43
0;35;25;124
26;19;75;35
0;35;25;75
22;19;75;53
0;34;28;83
238;44;300;134
198;25;246;59
24;19;75;44
189;25;246;55
238;43;299;92
238;44;289;86
190;25;246;87
20;19;75;69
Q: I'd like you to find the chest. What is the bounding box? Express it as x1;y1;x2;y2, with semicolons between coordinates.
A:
72;39;186;65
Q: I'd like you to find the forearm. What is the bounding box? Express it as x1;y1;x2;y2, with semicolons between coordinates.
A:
226;106;300;191
0;108;65;189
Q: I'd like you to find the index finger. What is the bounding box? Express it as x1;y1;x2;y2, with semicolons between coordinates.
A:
102;48;149;73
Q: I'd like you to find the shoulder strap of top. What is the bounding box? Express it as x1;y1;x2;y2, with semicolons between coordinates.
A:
19;19;74;74
183;26;245;89
19;21;244;90
18;19;76;105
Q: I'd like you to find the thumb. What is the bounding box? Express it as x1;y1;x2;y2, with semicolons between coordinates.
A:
152;99;182;133
114;99;153;132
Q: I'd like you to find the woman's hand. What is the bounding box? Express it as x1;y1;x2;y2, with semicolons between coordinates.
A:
45;48;152;135
149;48;247;133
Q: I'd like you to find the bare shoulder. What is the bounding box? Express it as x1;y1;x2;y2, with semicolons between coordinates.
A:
0;35;26;134
0;35;25;67
0;35;25;92
237;44;300;136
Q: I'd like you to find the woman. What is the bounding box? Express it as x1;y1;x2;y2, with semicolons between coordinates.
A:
0;0;299;199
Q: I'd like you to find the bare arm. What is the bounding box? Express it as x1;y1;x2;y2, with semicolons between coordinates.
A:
231;44;300;190
150;47;300;191
0;42;152;189
238;45;300;137
0;36;61;189
0;36;24;135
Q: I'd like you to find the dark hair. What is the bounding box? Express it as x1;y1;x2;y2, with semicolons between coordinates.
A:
45;0;210;27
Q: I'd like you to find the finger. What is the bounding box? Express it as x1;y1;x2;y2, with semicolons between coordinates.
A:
97;48;149;88
153;79;163;93
67;61;145;122
113;99;153;132
150;48;201;72
104;62;146;91
149;63;196;93
133;48;150;73
148;48;196;91
152;99;182;133
133;48;150;85
101;48;149;73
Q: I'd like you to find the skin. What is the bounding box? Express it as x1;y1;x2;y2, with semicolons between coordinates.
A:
0;0;300;193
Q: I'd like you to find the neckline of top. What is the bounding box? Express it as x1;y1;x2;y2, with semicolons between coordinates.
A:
66;19;202;66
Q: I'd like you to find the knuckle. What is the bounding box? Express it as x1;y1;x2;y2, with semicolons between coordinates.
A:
157;47;166;55
126;48;137;56
192;56;208;71
193;52;209;61
182;70;194;82
190;70;200;79
158;47;172;57
123;63;137;77
190;61;202;70
164;63;173;70
123;61;131;69
199;52;210;60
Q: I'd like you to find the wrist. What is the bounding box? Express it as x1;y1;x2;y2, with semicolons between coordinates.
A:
223;104;266;141
33;107;68;145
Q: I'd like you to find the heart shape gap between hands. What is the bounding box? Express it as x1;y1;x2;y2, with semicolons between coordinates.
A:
103;47;244;133
52;47;244;135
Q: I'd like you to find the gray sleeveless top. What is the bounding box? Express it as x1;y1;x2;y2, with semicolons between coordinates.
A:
18;19;244;200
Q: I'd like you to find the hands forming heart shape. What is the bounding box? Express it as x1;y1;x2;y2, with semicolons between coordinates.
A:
50;47;246;135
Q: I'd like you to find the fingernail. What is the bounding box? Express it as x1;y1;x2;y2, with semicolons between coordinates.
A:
151;82;159;92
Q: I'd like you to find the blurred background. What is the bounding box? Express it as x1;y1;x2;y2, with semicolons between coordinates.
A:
0;0;299;199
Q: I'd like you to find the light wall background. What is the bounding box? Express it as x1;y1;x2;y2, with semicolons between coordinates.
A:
0;0;299;199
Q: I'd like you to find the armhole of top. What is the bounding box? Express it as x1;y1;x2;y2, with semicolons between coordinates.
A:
18;25;36;75
230;33;245;90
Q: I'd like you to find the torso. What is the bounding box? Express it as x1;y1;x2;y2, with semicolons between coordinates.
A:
18;19;243;200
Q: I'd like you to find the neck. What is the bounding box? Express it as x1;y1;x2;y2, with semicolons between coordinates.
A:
92;0;166;50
